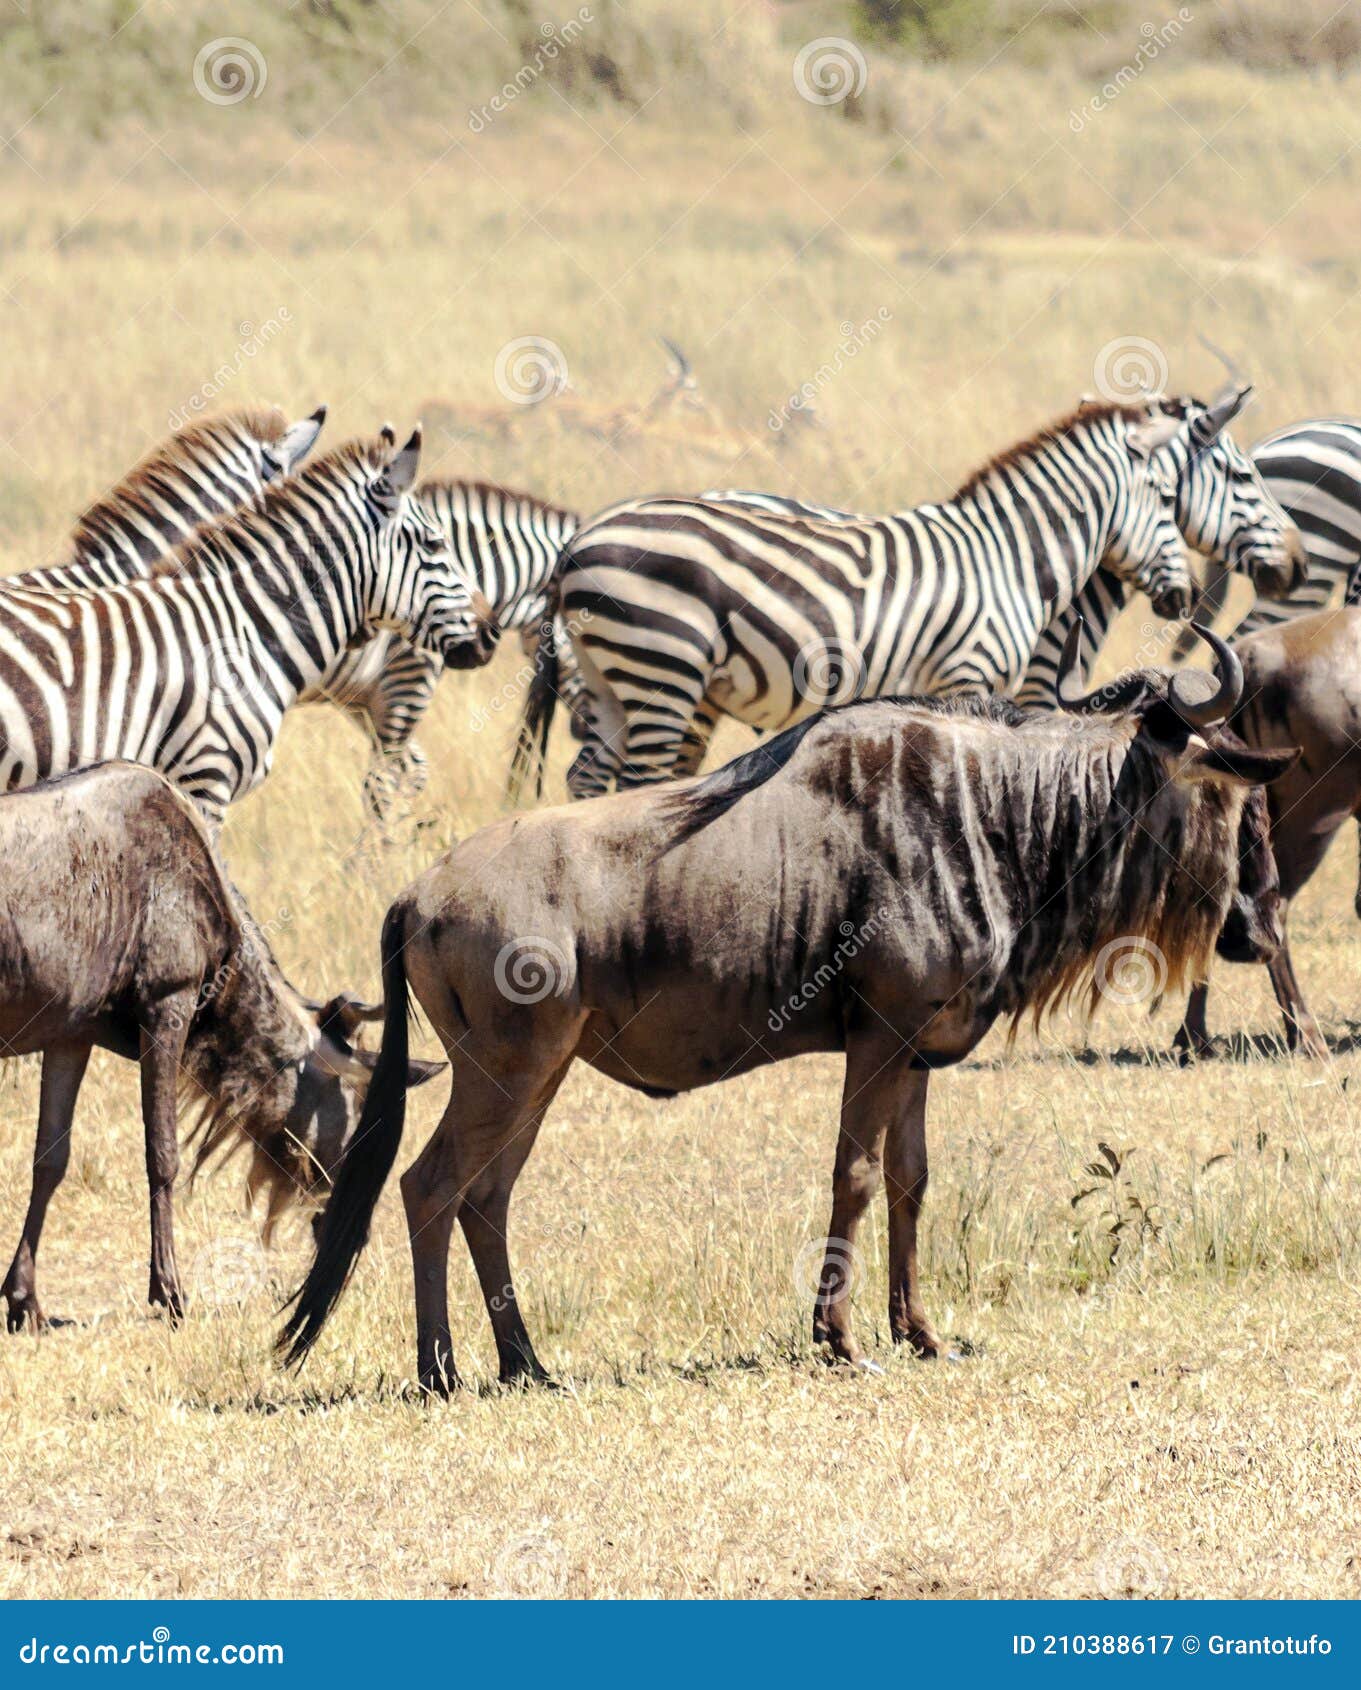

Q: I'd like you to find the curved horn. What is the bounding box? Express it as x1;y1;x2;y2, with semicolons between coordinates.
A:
659;336;693;383
1197;331;1246;390
1168;623;1243;726
1055;619;1148;713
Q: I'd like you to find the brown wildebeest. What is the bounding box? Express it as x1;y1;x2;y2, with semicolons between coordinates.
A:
280;628;1294;1394
1175;606;1361;1061
0;762;443;1331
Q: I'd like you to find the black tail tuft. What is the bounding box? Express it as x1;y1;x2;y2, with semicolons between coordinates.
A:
508;615;560;803
277;902;418;1370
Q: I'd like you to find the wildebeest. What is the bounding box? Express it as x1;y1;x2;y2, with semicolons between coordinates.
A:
1175;605;1361;1061
280;627;1294;1393
0;762;443;1331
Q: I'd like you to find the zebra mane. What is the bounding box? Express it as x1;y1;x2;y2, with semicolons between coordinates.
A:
951;400;1149;500
148;435;388;579
70;407;292;556
662;693;1031;849
415;476;577;522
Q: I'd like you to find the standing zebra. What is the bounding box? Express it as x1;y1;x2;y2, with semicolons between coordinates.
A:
8;405;328;592
0;429;496;824
513;399;1204;797
1161;418;1361;659
316;478;579;823
1016;387;1306;705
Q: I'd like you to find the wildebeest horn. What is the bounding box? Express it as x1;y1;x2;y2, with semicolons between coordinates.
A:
1055;619;1149;714
1168;623;1243;726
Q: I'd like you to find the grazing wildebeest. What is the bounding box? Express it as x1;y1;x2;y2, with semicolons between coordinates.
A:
280;627;1294;1393
1175;605;1361;1061
0;763;442;1331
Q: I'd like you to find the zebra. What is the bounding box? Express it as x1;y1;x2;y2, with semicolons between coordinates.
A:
1015;385;1306;705
315;477;579;823
1159;418;1361;660
0;429;497;825
512;399;1206;798
6;415;575;825
10;405;327;593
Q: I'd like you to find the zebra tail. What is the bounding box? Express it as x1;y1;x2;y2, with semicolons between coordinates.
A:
277;902;414;1369
508;612;560;802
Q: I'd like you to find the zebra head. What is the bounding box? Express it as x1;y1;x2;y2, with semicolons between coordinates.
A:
1099;408;1195;622
1154;388;1307;600
366;427;500;670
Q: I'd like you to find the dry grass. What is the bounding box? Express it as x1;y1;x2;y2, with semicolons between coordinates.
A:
3;13;1361;1600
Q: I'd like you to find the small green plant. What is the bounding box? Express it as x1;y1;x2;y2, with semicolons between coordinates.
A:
1070;1141;1163;1273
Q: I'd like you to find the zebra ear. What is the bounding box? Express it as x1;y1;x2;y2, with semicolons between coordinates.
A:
373;426;422;511
276;405;327;472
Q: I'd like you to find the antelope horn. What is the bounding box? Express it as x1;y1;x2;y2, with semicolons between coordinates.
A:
659;336;693;383
1168;623;1243;726
1197;331;1246;390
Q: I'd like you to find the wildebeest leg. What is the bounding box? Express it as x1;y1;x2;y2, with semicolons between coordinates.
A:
458;1060;571;1386
140;993;195;1319
1265;914;1327;1059
399;1050;559;1395
1173;982;1214;1063
883;1066;942;1358
812;1034;901;1369
1354;815;1361;920
2;1042;92;1332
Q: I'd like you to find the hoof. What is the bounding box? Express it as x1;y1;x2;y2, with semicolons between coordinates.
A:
4;1298;44;1334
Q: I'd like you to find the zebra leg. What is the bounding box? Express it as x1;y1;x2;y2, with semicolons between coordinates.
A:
566;733;622;800
2;1042;92;1332
672;704;720;779
395;742;429;801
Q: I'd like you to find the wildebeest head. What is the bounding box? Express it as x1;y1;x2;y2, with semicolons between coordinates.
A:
1055;619;1297;969
188;973;445;1240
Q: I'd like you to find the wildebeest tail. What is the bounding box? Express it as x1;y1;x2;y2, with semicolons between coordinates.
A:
508;611;560;802
660;711;823;851
277;901;415;1369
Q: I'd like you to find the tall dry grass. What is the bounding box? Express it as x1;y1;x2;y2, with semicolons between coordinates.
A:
1;7;1360;1599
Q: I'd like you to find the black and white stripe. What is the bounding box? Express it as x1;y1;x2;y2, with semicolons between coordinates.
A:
13;407;326;593
524;401;1200;795
1017;398;1309;705
0;432;494;824
311;479;578;820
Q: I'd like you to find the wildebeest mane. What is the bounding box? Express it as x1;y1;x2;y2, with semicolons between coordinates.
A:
662;693;1030;849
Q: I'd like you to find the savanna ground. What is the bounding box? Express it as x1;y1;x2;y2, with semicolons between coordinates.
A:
2;1;1360;1599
